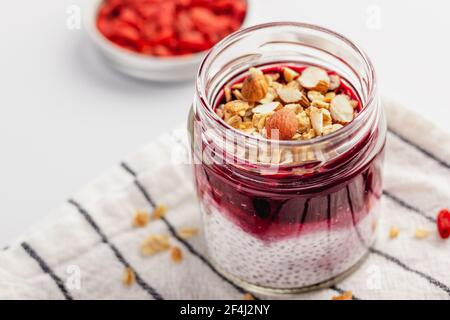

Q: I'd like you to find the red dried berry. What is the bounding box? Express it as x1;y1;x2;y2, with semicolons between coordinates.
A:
437;209;450;239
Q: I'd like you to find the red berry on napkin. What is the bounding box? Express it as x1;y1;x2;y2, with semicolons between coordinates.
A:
437;209;450;239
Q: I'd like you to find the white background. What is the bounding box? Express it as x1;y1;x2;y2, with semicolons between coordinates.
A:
0;0;449;246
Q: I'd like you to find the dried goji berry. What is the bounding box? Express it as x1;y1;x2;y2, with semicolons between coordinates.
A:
96;0;247;57
437;209;450;239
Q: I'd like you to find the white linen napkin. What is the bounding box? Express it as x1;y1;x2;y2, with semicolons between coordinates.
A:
0;98;449;300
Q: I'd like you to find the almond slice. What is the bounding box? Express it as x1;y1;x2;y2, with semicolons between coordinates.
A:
330;95;354;123
298;67;330;93
307;90;325;102
329;74;341;91
252;102;281;114
276;86;303;104
310;107;332;136
241;68;269;102
283;67;300;82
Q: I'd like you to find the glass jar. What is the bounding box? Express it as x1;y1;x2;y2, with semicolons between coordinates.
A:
188;22;386;294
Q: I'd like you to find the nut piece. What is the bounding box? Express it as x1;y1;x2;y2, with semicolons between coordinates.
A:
332;291;353;300
133;210;149;228
151;205;167;220
141;234;170;256
330;95;354;123
122;267;135;287
283;67;300;82
170;246;183;263
310;107;332;136
243;293;255;300
307;90;325;102
389;226;399;239
252;102;281;114
276;86;303;104
265;108;299;140
224;100;249;115
241;68;269;102
415;228;431;239
224;86;232;102
296;111;311;133
177;227;199;239
298;66;330;93
329;74;341;91
322;124;344;136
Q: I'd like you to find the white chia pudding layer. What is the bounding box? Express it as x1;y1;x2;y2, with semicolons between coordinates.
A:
201;200;379;290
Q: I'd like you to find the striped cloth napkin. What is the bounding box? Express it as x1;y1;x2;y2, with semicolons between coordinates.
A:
0;99;449;300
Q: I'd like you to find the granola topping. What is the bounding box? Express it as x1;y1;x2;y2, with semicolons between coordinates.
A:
216;66;361;140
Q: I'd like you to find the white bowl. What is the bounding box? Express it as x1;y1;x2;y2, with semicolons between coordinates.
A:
85;0;249;82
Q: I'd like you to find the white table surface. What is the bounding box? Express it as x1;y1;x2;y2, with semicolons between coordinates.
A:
1;0;449;247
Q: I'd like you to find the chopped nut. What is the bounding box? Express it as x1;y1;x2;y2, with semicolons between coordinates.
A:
141;234;170;256
284;103;303;114
133;210;150;228
170;246;183;263
307;90;325;102
310;107;332;136
296;111;312;133
330;95;354;123
224;100;249;115
252;102;281;114
177;227;199;239
265;108;299;140
231;83;243;90
389;226;399;239
276;86;303;104
302;128;316;140
298;67;330;93
122;267;135;287
227;115;243;128
323;124;344;136
350;100;359;109
324;92;336;103
332;291;353;300
224;86;232;102
151;205;167;220
311;100;330;110
233;89;245;101
259;87;278;104
243;293;255;300
415;228;431;239
283;67;300;82
329;74;341;91
241;68;269;102
265;73;280;82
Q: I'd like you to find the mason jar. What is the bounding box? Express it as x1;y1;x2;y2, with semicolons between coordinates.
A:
188;22;386;294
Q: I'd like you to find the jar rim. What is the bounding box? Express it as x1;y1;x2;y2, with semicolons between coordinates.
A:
195;21;377;147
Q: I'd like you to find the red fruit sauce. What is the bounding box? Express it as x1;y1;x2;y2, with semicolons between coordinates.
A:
96;0;247;57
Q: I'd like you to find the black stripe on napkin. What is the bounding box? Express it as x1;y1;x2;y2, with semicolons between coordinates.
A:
120;162;255;298
370;247;450;296
21;242;73;300
383;190;436;223
68;199;163;300
388;128;450;170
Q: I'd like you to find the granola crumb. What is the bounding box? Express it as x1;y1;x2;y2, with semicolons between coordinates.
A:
133;209;150;228
331;291;353;300
177;227;199;239
414;228;431;239
141;234;171;256
170;246;183;263
151;205;167;220
389;226;399;239
122;267;135;287
243;293;255;300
